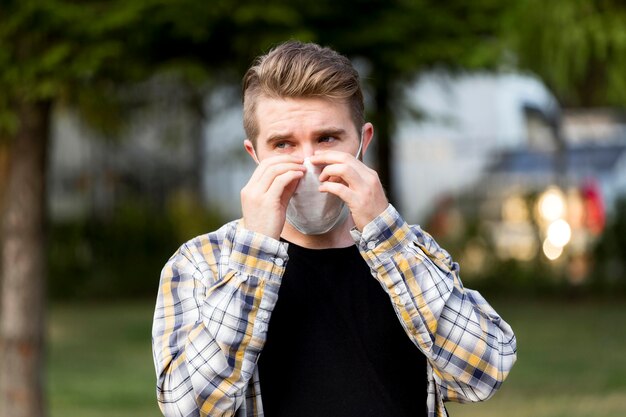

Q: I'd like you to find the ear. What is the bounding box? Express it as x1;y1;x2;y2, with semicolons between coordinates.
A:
360;122;374;156
244;139;259;164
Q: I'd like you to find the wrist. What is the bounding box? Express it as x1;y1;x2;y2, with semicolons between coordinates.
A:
242;219;281;240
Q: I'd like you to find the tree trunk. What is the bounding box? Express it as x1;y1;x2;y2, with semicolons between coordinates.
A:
372;74;396;206
0;99;51;417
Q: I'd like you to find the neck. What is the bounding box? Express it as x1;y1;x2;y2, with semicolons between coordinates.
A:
280;216;356;249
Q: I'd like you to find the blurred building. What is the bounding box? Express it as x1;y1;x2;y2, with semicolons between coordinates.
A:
562;108;626;145
391;73;626;272
560;108;626;215
394;71;560;224
200;72;564;222
431;112;626;272
48;72;626;241
47;72;565;222
48;79;202;220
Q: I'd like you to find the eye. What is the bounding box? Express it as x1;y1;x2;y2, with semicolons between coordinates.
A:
318;136;337;144
274;142;290;149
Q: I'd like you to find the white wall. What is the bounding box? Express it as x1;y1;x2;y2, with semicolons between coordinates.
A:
393;72;558;223
202;87;253;220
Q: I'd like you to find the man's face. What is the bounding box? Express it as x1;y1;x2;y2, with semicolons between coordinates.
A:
245;97;364;162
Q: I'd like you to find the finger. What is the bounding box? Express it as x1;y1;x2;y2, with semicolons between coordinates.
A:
280;173;303;206
318;163;363;187
249;155;304;183
326;175;348;186
254;162;307;192
265;170;304;202
318;181;354;204
251;155;303;181
310;150;358;166
311;150;370;181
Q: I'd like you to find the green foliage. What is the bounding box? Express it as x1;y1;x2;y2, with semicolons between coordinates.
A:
590;198;626;292
48;197;226;300
0;0;512;105
0;0;146;134
293;0;506;74
3;0;626;131
1;1;130;99
503;0;626;106
0;0;306;135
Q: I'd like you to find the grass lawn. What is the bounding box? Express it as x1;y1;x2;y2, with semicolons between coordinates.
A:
447;296;626;417
47;296;626;417
48;301;158;417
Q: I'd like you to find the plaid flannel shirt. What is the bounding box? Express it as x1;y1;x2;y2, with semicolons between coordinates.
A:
152;204;517;417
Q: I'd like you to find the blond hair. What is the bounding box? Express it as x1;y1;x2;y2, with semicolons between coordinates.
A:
242;41;364;144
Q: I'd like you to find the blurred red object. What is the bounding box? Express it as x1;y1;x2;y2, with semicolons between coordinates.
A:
581;178;605;236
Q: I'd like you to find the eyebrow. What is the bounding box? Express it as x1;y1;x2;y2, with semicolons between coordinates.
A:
265;133;291;146
314;128;347;138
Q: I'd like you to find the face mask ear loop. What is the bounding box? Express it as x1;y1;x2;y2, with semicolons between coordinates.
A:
355;128;364;159
252;147;260;164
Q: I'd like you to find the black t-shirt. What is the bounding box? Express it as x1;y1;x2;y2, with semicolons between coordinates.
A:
256;240;428;417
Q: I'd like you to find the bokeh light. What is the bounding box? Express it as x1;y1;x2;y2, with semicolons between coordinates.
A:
547;219;572;248
502;195;529;223
538;187;566;222
543;238;564;260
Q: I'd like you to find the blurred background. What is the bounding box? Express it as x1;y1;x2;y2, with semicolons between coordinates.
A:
1;1;626;416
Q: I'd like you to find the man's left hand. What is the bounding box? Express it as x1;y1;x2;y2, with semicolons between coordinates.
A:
310;151;388;231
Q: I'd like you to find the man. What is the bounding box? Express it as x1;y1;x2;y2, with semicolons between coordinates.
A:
152;40;517;417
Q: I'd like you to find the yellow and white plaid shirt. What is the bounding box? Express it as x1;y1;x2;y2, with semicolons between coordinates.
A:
152;204;517;417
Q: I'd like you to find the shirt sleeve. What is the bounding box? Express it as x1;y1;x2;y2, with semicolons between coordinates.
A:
351;204;517;403
152;223;288;417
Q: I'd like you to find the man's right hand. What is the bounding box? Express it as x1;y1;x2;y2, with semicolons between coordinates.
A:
241;155;306;240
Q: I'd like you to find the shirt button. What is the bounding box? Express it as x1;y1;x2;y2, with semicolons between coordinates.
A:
258;310;268;320
367;241;377;250
273;258;284;267
394;287;402;295
255;323;267;332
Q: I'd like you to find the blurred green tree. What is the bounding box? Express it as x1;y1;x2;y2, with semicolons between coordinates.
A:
503;0;626;107
0;1;306;415
0;3;152;415
299;0;508;202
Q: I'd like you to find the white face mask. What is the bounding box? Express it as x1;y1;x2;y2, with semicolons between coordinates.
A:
285;133;363;235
